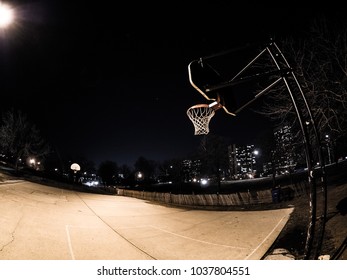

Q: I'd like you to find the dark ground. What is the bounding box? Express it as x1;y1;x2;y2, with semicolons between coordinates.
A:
262;173;347;260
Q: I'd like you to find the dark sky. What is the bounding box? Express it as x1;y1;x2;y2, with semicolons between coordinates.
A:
0;1;342;167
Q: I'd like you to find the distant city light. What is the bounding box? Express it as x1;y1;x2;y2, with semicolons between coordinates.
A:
200;178;208;185
0;2;14;29
83;180;99;187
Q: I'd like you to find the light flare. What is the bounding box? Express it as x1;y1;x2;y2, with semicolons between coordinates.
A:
0;2;14;29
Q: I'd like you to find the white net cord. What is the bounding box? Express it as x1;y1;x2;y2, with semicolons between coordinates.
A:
186;104;215;135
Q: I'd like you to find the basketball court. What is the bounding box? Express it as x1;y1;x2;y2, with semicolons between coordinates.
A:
0;181;293;260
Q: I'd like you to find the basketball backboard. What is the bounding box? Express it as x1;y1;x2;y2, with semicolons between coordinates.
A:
188;42;285;116
188;58;237;116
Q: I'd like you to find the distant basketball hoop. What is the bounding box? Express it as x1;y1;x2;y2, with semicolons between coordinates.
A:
70;163;80;173
186;101;222;135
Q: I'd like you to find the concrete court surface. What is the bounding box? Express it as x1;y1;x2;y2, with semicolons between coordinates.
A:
0;180;293;260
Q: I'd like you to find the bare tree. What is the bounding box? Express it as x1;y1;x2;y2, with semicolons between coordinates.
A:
134;156;157;182
258;17;347;161
198;134;229;192
0;108;50;171
97;160;118;186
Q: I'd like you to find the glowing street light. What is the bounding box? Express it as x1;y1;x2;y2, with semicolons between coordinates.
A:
0;2;14;29
136;171;143;181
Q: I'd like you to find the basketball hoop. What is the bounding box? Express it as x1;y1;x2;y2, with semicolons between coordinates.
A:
70;163;80;173
187;102;221;135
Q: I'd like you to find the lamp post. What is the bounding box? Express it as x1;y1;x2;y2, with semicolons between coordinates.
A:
325;134;332;164
251;149;259;177
136;171;144;182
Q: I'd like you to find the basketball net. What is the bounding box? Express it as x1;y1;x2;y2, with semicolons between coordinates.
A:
187;102;221;135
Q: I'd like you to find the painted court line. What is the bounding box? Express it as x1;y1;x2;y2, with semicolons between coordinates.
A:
121;224;248;250
65;224;103;260
65;225;75;260
244;215;287;260
64;214;288;260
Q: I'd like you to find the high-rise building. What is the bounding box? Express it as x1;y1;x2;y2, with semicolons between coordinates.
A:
182;159;202;182
228;144;258;179
271;125;297;174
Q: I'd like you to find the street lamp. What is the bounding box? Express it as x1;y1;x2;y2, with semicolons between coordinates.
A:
251;149;259;177
29;158;35;168
0;2;14;29
325;134;332;164
136;171;144;182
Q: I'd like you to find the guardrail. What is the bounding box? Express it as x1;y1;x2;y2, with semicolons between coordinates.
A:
116;181;308;208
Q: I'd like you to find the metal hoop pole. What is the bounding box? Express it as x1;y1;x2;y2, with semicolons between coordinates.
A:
267;41;328;259
272;42;328;259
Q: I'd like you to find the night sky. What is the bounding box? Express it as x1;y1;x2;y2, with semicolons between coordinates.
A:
0;1;342;167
